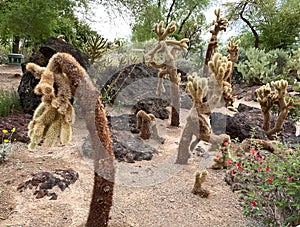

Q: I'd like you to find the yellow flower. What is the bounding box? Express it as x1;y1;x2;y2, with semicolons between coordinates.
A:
2;129;8;134
3;139;9;143
11;128;16;133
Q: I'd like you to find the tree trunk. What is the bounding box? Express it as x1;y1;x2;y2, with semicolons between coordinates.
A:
170;70;180;127
12;36;20;53
239;3;259;48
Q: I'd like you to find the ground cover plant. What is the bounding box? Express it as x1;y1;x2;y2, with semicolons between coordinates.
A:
223;138;300;226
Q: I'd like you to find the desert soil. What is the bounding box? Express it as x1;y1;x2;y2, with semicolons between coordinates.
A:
0;64;258;227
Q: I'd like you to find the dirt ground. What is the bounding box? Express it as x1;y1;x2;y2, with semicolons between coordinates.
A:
0;64;258;227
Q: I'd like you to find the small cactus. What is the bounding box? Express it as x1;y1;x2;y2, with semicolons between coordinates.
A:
136;110;156;140
191;170;210;197
256;79;293;139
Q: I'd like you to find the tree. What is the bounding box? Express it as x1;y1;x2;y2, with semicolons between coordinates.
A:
130;0;209;54
225;0;300;50
0;0;93;53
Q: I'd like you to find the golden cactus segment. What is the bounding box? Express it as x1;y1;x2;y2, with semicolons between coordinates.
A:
186;75;208;103
208;52;234;106
256;79;293;138
26;55;76;149
271;79;288;97
227;37;241;63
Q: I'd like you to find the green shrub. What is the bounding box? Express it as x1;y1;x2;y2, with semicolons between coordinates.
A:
237;48;279;85
0;88;23;117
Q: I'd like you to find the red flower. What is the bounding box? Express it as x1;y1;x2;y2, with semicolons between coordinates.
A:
265;167;269;172
223;141;229;146
231;170;235;175
287;177;292;182
251;200;257;206
250;149;256;156
269;177;274;183
226;160;232;165
236;162;241;168
215;155;220;159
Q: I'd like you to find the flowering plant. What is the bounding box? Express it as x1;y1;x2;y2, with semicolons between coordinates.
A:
229;141;300;226
0;128;15;162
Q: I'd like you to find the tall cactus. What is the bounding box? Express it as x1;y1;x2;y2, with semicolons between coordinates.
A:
26;53;114;226
145;20;189;127
203;9;228;76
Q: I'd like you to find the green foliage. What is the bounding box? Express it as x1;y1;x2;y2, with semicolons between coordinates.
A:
55;16;98;51
130;0;208;55
236;48;278;85
286;48;300;78
131;5;164;42
231;142;300;226
294;82;300;92
0;128;16;162
0;89;22;117
0;0;96;52
286;96;300;124
0;45;9;64
258;0;300;50
224;0;300;50
236;48;296;85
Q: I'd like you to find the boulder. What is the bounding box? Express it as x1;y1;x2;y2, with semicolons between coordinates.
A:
98;63;188;120
81;130;157;163
211;103;296;141
18;37;90;114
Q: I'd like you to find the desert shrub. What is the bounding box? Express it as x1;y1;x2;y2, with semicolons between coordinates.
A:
0;88;22;117
268;49;289;75
236;48;279;85
294;82;300;92
229;141;300;226
237;48;300;86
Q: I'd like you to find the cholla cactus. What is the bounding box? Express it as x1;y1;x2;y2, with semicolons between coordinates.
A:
191;170;210;197
186;75;208;106
208;53;234;106
175;72;230;164
83;34;107;64
226;37;241;84
136;110;156;140
256;79;293;139
227;37;241;64
26;63;74;149
203;8;228;76
145;20;189;127
27;52;114;226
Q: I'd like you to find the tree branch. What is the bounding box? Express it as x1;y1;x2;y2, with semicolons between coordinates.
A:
177;5;197;34
166;0;176;25
239;2;259;48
